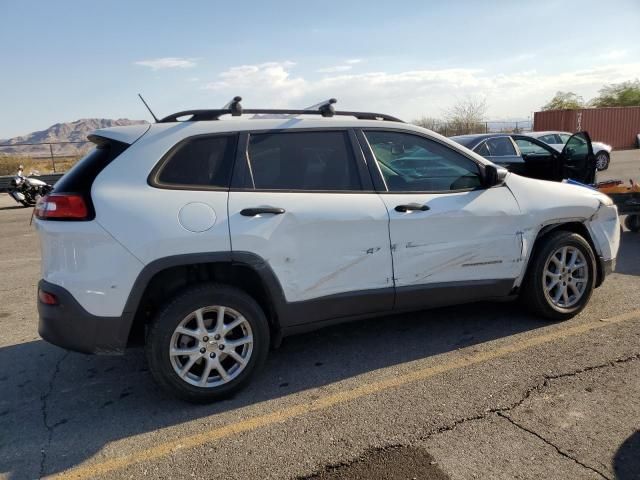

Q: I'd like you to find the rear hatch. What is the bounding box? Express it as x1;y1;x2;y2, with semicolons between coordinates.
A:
35;124;150;220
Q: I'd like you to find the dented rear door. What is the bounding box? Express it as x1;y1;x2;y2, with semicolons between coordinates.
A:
228;129;394;309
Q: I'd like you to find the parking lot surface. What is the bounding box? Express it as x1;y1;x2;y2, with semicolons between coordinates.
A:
0;150;639;480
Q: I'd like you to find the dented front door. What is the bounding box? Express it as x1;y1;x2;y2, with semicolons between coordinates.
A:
384;188;523;287
360;129;523;303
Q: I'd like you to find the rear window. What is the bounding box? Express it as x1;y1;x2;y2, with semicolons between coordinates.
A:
53;140;128;194
246;131;361;191
153;135;237;189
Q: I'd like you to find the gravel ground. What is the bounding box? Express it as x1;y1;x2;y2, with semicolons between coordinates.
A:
0;150;639;480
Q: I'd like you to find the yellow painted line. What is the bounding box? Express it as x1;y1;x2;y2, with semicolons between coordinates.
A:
50;309;640;480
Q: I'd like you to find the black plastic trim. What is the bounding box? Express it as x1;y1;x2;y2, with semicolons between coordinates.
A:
596;256;615;288
394;279;515;311
38;279;130;354
159;108;404;123
122;252;516;333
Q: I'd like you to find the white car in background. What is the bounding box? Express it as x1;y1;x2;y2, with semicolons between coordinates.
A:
529;131;612;171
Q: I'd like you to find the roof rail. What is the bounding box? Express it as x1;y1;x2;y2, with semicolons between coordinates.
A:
158;97;403;123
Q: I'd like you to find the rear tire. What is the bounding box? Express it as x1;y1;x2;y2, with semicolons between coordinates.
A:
146;283;270;403
521;230;596;321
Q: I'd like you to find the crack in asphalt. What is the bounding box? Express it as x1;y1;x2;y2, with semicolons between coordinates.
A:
301;353;639;479
496;412;611;479
430;353;640;436
39;351;69;478
416;353;640;478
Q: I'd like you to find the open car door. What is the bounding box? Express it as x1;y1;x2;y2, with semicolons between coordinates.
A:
560;131;596;185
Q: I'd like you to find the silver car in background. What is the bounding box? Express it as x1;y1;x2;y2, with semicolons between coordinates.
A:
529;131;612;171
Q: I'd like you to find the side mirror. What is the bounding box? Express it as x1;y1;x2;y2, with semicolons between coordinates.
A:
484;164;508;187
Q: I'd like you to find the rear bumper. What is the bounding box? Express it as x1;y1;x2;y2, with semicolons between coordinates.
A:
37;279;130;354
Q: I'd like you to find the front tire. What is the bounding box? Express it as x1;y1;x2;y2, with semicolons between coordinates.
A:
146;284;270;403
624;215;640;232
521;231;596;321
595;151;610;171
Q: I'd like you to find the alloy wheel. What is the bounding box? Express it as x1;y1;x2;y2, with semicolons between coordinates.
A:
169;306;253;387
596;153;608;170
543;246;588;308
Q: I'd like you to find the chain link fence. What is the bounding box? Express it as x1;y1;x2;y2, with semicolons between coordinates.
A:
0;141;91;176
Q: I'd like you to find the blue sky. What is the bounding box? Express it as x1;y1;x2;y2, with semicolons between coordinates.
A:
1;0;639;138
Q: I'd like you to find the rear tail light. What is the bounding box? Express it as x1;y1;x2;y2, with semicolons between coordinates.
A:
38;288;59;305
35;194;89;220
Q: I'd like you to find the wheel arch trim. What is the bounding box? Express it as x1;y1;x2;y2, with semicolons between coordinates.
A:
514;219;603;289
122;251;288;338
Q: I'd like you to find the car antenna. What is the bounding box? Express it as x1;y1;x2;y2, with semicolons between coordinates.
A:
222;96;243;116
138;93;159;123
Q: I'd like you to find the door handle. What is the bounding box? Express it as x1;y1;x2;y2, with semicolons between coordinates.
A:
394;203;430;213
240;207;286;217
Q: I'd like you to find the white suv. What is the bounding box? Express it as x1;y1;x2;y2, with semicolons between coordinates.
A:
34;100;620;402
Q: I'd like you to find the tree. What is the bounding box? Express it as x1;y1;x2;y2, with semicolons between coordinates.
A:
591;80;640;107
412;115;443;130
443;96;488;135
541;91;584;111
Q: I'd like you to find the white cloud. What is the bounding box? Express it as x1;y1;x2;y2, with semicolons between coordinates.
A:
201;60;640;119
600;49;628;60
204;61;306;101
317;65;353;73
345;59;363;64
134;57;197;70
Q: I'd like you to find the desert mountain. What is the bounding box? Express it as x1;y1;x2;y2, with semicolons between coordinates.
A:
0;118;147;156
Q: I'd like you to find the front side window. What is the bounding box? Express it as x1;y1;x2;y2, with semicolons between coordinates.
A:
558;133;571;143
155;135;236;188
246;131;361;191
485;137;517;156
365;130;482;192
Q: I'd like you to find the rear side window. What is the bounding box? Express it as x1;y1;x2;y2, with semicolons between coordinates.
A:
485;137;517;156
153;135;236;188
246;131;361;191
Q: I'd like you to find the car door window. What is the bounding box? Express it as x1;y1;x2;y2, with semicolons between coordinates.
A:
515;138;553;156
485;137;517;156
474;141;491;156
246;131;361;191
364;130;482;192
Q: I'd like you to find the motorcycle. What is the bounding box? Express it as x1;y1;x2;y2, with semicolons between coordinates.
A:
8;166;53;207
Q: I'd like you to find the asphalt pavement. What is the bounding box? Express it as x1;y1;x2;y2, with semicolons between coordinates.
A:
0;150;639;480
